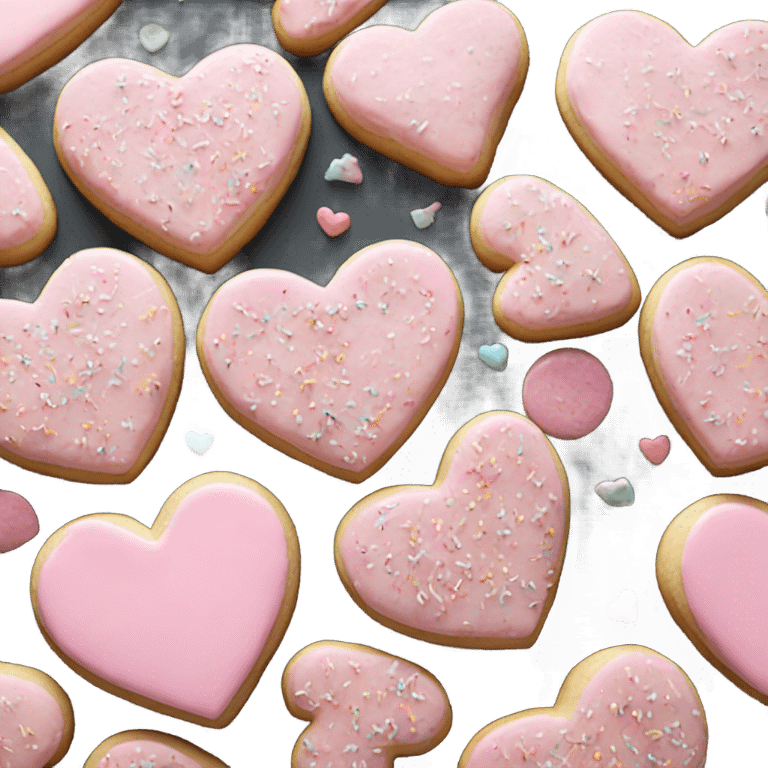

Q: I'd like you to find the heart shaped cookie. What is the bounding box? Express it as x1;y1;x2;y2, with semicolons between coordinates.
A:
283;641;451;768
54;45;311;273
336;411;569;647
459;646;707;768
658;494;768;705
557;12;768;237
31;472;300;727
323;0;528;188
471;176;640;341
197;240;463;482
0;247;184;484
639;256;768;476
0;661;74;768
0;0;122;93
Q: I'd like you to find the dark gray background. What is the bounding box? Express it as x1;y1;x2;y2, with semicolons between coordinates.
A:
1;1;766;765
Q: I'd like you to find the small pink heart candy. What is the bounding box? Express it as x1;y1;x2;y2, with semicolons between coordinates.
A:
608;589;637;624
0;490;39;553
639;435;670;465
317;206;351;237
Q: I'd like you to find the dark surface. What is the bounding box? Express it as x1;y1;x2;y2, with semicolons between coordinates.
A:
3;3;765;766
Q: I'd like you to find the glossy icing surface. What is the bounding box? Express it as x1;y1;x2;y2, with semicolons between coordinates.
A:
35;482;291;720
0;674;64;768
565;12;768;226
651;260;768;468
682;501;768;695
339;413;567;640
480;177;633;331
55;45;306;255
278;0;377;40
327;0;523;173
0;248;178;474
201;241;461;476
0;491;38;553
465;652;706;768
96;741;202;768
0;137;44;250
286;644;449;768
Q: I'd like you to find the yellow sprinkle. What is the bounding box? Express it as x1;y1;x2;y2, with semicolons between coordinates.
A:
140;306;158;320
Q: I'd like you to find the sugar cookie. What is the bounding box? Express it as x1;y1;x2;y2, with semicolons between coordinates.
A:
0;490;39;553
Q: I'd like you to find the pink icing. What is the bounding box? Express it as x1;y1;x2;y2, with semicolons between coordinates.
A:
522;349;612;440
0;674;65;768
286;644;449;768
327;0;524;174
278;0;379;41
0;137;44;250
651;260;768;470
479;176;634;331
338;413;567;640
682;501;768;695
464;651;706;768
55;45;306;256
200;241;461;477
0;248;178;475
35;481;291;720
96;741;201;768
565;12;768;228
0;491;38;553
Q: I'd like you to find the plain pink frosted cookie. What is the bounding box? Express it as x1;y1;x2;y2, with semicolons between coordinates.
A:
640;257;768;476
0;490;39;553
470;175;641;341
658;494;768;705
557;11;768;237
460;646;707;768
323;0;529;188
522;348;613;440
31;472;300;728
283;641;451;768
197;240;464;483
54;45;311;273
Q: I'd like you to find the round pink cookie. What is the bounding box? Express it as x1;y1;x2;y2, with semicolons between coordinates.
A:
522;348;612;439
0;490;39;553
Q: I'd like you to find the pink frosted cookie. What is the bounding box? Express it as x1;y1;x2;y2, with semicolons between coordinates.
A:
522;348;613;440
0;661;74;768
460;647;707;768
0;490;39;553
335;411;570;648
557;11;768;237
84;730;228;768
273;0;388;57
640;256;768;476
283;641;451;768
0;0;122;93
658;494;768;705
470;176;641;341
0;128;56;267
197;240;464;483
31;472;300;727
54;45;311;273
0;247;184;484
323;0;529;188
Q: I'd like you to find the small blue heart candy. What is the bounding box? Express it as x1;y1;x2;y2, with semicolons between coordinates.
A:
478;343;509;371
595;478;635;507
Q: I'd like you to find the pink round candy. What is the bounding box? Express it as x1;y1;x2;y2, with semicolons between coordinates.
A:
0;490;39;553
522;348;613;440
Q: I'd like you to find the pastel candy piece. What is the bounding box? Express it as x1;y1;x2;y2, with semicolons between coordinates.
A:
31;473;300;727
336;412;569;647
658;494;768;704
0;248;184;484
594;477;635;507
0;490;39;553
323;0;529;188
139;23;169;53
606;589;638;624
316;206;351;237
640;435;671;465
639;257;768;476
54;45;311;273
186;431;214;455
84;731;228;768
0;0;123;93
283;641;451;768
557;12;768;237
324;153;363;184
197;240;463;483
460;647;707;768
477;343;508;372
410;201;440;230
471;176;641;341
522;348;613;440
